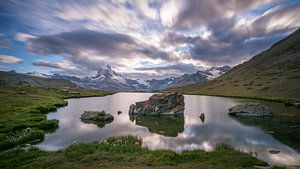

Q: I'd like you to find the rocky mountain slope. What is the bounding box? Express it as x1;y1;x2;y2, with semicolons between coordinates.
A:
168;29;300;101
50;65;147;91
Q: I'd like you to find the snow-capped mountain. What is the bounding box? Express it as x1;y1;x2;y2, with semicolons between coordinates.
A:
145;66;231;90
51;65;147;91
36;65;230;91
27;71;50;78
204;66;231;80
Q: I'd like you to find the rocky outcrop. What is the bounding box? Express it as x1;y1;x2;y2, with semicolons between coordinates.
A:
228;103;272;117
80;111;114;123
128;92;184;116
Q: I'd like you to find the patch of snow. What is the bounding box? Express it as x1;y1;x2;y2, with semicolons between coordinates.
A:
167;80;174;84
135;78;150;86
206;69;220;80
111;74;127;84
27;71;49;78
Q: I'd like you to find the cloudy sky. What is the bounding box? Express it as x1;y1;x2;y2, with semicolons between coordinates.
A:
0;0;299;79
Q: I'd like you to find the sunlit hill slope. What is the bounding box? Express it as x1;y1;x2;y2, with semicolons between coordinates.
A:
167;29;300;102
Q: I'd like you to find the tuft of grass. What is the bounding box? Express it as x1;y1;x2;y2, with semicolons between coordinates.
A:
96;111;106;116
0;128;44;151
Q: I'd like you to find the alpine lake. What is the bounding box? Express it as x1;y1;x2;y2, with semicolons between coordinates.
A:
36;93;300;166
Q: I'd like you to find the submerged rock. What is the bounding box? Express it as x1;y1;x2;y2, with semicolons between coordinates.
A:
268;149;280;154
294;103;300;108
128;92;184;116
228;103;272;117
80;111;114;127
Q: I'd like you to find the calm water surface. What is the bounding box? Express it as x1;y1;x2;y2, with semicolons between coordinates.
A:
36;93;300;166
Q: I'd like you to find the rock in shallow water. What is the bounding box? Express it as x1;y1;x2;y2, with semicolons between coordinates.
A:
80;111;114;128
80;111;114;122
228;103;272;117
199;113;205;123
268;149;280;154
128;92;184;116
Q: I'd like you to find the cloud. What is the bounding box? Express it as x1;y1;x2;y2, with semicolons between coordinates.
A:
246;4;300;36
167;0;274;30
132;0;160;20
0;55;23;64
53;0;163;33
160;0;183;27
24;29;170;75
161;1;300;64
2;0;300;78
136;63;199;74
33;60;75;69
27;30;136;57
26;29;169;60
16;33;36;42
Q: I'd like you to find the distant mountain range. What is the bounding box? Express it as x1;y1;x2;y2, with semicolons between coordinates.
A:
145;66;231;91
30;65;230;91
3;65;230;91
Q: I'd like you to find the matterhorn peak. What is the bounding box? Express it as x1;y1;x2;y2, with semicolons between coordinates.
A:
107;64;112;70
106;64;114;75
96;65;118;78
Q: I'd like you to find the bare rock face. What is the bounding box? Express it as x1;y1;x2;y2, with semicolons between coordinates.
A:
128;92;184;116
228;103;272;117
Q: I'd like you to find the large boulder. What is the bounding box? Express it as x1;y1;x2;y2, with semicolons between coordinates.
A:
129;92;184;116
228;103;272;117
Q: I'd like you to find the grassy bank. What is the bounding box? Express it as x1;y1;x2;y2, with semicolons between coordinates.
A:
0;136;272;169
0;84;113;151
166;85;300;106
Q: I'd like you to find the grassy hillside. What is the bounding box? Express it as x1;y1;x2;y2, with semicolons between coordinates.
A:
0;71;79;89
168;29;300;102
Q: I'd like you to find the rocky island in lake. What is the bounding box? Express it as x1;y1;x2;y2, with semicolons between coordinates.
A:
128;92;185;116
80;111;114;127
228;103;272;117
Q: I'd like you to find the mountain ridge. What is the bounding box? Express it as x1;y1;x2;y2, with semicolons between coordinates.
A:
46;65;231;91
6;65;230;91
